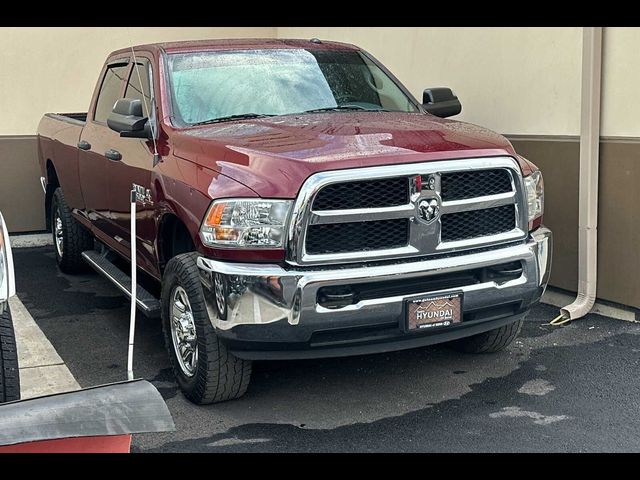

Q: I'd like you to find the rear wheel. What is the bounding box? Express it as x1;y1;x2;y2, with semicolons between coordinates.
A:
51;188;93;274
449;319;523;354
0;307;20;403
161;252;252;404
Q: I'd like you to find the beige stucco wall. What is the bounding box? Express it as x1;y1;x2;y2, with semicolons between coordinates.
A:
2;27;636;137
0;27;276;136
601;27;640;137
277;27;583;136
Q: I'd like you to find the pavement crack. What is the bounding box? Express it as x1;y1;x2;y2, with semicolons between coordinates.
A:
489;406;570;425
19;362;66;370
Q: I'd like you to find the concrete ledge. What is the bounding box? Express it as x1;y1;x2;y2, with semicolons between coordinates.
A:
541;287;639;322
9;296;80;399
10;233;52;248
19;364;80;399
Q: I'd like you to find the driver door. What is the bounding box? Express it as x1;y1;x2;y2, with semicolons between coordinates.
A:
105;59;158;275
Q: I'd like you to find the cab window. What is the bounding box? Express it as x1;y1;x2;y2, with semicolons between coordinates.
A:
125;61;152;117
94;64;129;123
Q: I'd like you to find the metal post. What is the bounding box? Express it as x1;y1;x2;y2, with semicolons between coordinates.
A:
127;188;137;381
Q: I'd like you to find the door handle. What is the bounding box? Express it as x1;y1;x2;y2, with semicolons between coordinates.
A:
105;149;122;161
78;140;91;150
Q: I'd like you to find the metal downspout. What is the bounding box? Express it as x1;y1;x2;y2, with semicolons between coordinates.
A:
557;27;603;323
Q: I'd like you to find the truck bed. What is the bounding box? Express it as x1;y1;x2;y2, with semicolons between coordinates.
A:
37;112;88;214
44;112;87;125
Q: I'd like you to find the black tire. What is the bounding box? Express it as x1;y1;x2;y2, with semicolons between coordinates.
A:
0;307;20;403
51;188;93;274
449;319;523;354
161;252;252;404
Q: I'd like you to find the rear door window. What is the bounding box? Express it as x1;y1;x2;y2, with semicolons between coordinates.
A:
94;64;129;123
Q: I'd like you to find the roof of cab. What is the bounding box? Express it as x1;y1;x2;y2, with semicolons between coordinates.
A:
110;38;361;57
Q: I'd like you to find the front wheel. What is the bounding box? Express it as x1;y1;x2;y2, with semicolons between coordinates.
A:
161;252;252;404
1;307;21;403
449;318;523;354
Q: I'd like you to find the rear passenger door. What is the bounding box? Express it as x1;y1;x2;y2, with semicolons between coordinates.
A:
78;61;129;236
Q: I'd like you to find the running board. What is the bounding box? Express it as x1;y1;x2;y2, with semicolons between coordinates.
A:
81;250;161;318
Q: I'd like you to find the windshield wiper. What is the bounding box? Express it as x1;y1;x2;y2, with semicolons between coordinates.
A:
191;106;391;125
191;113;275;126
300;105;391;114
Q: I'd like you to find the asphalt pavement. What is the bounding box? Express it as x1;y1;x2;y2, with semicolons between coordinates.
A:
12;246;640;452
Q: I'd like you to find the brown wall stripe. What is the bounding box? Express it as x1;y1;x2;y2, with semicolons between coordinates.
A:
1;134;638;308
508;135;640;309
0;135;44;233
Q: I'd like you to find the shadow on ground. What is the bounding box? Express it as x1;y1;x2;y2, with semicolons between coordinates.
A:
13;246;640;452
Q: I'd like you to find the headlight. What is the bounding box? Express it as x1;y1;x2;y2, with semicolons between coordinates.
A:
200;199;293;248
524;170;544;229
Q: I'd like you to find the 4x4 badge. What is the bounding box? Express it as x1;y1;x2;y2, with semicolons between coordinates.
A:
133;184;153;205
418;198;440;223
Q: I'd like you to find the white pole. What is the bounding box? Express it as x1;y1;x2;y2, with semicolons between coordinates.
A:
127;188;137;381
559;27;603;322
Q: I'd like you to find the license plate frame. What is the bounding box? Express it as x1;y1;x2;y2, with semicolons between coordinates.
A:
404;291;463;332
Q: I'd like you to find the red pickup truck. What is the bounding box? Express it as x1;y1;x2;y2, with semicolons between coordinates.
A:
37;38;551;404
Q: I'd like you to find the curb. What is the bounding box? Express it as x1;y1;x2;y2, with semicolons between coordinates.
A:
541;288;639;323
9;233;53;249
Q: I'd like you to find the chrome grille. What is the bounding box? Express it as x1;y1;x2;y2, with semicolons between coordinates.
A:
441;169;512;201
313;177;409;210
441;205;516;242
306;218;409;254
287;157;527;266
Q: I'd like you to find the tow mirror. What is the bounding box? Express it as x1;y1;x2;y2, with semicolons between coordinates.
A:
107;99;150;138
422;88;462;118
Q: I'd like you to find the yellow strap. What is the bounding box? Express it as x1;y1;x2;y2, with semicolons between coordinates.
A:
549;314;571;326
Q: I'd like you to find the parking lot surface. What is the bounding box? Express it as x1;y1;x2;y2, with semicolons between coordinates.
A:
12;246;640;452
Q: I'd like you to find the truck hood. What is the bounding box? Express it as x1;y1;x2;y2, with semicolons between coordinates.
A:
172;112;522;199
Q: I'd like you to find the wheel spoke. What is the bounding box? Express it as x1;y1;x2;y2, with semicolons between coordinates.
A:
54;211;64;256
180;292;191;313
170;286;198;377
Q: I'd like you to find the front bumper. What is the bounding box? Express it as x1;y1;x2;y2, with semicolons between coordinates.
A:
198;227;552;360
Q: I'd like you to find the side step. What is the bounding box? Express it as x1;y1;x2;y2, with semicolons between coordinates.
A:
81;250;161;318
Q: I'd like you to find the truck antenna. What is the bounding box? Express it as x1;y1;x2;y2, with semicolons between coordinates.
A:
127;31;161;167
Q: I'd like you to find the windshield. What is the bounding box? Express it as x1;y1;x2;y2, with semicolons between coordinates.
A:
167;48;419;125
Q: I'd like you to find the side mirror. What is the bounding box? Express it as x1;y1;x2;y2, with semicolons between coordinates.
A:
422;88;462;118
107;99;150;138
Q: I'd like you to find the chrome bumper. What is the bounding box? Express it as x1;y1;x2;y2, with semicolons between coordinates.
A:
198;227;551;342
